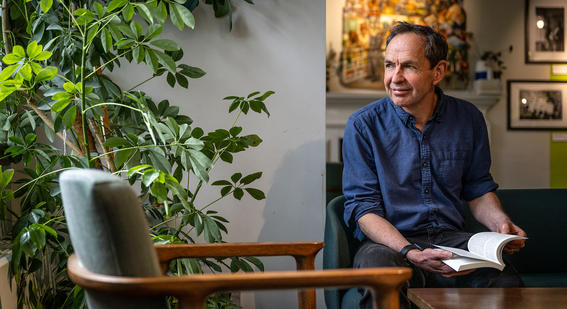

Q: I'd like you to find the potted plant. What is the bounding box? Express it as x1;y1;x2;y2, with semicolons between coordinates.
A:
0;0;270;307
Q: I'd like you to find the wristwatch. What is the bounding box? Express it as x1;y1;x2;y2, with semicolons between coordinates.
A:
400;243;423;260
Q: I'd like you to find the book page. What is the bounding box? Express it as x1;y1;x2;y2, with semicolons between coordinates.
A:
467;232;526;264
434;245;485;260
441;256;504;272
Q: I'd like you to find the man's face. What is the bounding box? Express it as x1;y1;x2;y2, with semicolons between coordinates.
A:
383;32;444;109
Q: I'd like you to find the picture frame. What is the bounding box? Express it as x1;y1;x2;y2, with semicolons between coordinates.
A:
507;80;567;130
525;0;567;63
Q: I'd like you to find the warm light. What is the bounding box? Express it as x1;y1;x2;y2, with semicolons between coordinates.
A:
521;98;528;104
536;17;545;29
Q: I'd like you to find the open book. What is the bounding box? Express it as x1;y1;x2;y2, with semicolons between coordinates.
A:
435;232;527;272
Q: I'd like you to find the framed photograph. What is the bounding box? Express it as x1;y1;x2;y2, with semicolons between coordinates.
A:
525;0;567;63
508;80;567;130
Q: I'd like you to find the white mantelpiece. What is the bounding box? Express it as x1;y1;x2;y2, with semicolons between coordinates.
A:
325;91;501;162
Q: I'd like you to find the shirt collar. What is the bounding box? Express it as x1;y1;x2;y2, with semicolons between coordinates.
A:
390;87;446;126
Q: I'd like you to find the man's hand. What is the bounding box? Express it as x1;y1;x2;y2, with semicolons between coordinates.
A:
406;248;474;277
497;221;527;254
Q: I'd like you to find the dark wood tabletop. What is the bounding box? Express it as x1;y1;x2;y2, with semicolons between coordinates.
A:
408;288;567;309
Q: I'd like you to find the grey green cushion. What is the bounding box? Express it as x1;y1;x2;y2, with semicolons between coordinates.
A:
60;169;167;308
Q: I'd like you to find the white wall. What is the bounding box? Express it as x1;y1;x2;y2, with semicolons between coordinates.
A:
112;1;326;308
326;0;551;189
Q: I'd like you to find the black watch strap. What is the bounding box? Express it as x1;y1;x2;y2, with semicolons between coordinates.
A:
400;243;423;259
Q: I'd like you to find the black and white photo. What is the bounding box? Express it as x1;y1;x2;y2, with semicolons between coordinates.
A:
526;0;567;63
508;80;567;130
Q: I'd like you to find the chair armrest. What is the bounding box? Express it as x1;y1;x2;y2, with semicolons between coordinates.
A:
155;242;324;272
68;254;411;309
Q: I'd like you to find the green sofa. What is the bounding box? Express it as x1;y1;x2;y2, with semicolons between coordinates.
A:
324;163;567;308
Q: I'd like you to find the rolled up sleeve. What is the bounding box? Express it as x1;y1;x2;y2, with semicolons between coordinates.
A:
342;117;384;241
462;111;498;201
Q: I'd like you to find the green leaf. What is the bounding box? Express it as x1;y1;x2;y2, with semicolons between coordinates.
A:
0;64;19;81
212;180;231;186
40;0;53;13
245;188;265;200
145;24;163;41
50;99;71;113
220;186;232;196
175;73;188;88
30;62;42;74
20;64;32;81
86;24;100;45
247;91;260;99
145;49;160;72
142;170;160;187
26;41;42;59
240;171;262;185
244;256;264;271
114;148;132;169
130;21;143;40
123;3;135;21
175;3;195;29
258;90;275;101
34;51;52;61
219;151;232;163
34;66;57;83
102;28;113;53
62;105;77;129
169;3;184;30
107;0;128;12
231;173;242;183
229;126;242;137
2;54;22;65
153;50;176;73
233;188;244;200
179;64;206;78
136;3;153;23
150;39;180;51
103;137;130;148
12;45;25;58
166;72;175;87
63;82;75;92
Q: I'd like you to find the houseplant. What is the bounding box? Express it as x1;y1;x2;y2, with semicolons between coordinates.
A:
0;0;270;307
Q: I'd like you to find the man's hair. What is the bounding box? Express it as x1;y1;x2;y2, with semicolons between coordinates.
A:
386;22;448;68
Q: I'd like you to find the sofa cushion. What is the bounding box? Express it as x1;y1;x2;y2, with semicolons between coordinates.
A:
521;273;567;287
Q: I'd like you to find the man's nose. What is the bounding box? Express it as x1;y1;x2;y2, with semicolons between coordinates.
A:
392;66;404;83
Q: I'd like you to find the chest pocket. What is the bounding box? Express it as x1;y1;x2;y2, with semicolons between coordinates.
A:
435;150;468;187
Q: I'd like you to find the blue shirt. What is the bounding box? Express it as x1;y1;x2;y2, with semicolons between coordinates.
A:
342;88;498;241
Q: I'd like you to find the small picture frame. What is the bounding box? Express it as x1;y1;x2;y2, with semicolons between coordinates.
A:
508;80;567;130
525;0;567;63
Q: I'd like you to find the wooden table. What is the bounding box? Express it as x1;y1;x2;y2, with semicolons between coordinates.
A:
408;288;567;309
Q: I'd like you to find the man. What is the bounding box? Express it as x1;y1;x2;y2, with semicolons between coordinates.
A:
342;22;526;309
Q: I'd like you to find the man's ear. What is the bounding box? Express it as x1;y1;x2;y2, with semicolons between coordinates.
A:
432;60;448;85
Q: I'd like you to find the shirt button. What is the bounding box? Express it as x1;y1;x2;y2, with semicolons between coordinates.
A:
424;188;430;194
422;162;428;167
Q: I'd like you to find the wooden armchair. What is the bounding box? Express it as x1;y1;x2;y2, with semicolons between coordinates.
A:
61;169;411;309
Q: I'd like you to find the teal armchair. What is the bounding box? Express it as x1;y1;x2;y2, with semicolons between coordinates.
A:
323;195;363;308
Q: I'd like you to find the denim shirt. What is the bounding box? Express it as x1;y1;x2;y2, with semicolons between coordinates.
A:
342;88;498;241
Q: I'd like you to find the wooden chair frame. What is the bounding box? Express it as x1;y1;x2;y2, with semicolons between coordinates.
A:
68;242;411;309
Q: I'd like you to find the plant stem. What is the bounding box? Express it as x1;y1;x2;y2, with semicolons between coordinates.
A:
80;28;91;167
1;0;12;54
83;102;142;114
25;99;84;156
85;48;137;80
90;142;180;161
127;75;157;92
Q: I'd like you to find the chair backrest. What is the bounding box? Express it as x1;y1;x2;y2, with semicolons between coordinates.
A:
323;195;361;309
60;169;167;309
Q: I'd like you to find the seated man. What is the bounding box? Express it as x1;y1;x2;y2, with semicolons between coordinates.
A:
342;22;526;309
